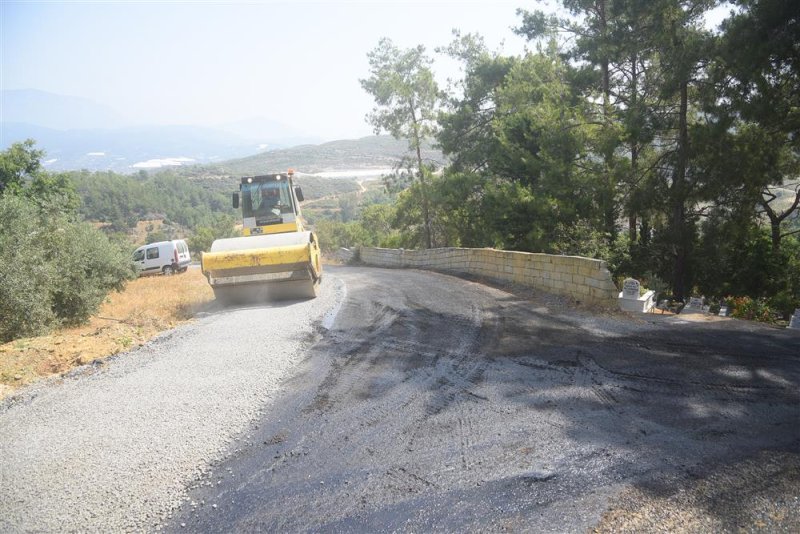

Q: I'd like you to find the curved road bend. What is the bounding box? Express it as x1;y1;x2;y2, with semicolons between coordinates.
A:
170;266;800;532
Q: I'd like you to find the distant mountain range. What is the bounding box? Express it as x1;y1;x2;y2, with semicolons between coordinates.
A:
1;89;323;172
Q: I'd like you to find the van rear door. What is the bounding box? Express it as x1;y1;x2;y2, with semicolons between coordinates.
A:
175;241;191;268
180;241;187;261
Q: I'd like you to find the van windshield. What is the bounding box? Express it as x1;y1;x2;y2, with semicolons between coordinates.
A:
241;180;293;220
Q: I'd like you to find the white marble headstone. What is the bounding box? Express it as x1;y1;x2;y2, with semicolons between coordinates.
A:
622;278;640;300
790;309;800;330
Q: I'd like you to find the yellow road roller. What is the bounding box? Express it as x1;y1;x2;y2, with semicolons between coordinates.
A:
201;169;322;302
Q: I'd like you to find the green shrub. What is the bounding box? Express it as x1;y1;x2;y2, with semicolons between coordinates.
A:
47;221;134;326
727;296;778;324
768;290;800;321
188;226;215;255
0;196;56;340
187;214;238;255
145;229;169;244
0;195;135;341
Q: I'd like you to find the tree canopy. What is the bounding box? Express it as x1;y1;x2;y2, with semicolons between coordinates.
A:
352;0;800;319
0;141;135;341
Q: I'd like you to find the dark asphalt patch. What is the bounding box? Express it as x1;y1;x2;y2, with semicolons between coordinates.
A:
166;266;800;533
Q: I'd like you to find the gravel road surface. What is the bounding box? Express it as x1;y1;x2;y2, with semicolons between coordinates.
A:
2;265;798;533
0;276;342;532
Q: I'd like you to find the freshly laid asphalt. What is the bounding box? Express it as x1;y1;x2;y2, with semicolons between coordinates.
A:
167;266;800;532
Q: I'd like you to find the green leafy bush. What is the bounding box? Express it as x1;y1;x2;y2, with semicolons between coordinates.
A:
727;296;778;324
0;194;135;341
47;220;134;326
187;214;238;255
0;195;57;340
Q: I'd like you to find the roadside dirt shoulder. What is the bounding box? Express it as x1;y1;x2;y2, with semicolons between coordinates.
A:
0;269;213;400
595;451;800;533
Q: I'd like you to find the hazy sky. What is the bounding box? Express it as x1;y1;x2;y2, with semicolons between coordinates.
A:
3;0;535;141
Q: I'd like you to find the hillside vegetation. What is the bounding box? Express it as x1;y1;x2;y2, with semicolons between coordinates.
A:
68;167;360;251
323;1;800;321
181;135;443;177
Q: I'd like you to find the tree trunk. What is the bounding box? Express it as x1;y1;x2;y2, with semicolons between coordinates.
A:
628;53;639;244
410;106;432;249
628;213;637;242
761;187;800;253
599;0;616;245
672;81;689;300
770;219;781;253
416;141;433;249
628;144;639;243
640;215;650;246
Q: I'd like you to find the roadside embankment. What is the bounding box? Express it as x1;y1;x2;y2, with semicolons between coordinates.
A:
360;246;618;306
0;269;214;400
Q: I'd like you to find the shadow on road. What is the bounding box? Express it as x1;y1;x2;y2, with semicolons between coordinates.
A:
171;267;800;532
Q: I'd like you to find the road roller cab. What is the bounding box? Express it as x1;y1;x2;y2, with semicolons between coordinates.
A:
200;170;322;302
235;170;305;236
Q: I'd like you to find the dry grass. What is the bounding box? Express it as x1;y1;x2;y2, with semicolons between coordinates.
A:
131;219;165;245
0;268;213;400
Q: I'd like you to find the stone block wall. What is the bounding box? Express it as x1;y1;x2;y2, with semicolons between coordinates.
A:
359;247;618;306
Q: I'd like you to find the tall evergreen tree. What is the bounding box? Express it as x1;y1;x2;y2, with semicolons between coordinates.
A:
361;38;441;248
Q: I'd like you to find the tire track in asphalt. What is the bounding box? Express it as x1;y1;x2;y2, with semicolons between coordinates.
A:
167;266;800;533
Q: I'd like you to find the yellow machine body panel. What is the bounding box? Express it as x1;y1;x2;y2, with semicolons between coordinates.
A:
202;243;311;271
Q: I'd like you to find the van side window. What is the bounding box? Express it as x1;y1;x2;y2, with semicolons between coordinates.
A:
133;250;144;261
146;247;159;260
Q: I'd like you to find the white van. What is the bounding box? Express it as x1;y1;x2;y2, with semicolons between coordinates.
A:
132;240;191;276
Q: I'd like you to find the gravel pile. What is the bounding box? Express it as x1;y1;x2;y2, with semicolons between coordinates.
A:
0;277;343;533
